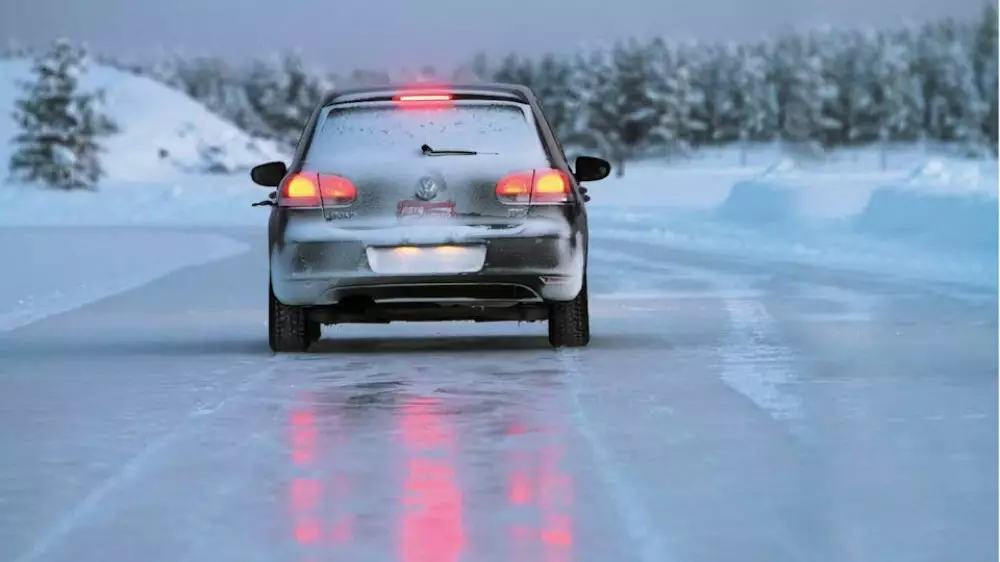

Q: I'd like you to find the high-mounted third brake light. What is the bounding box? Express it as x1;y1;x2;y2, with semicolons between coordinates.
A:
395;94;453;102
496;169;572;205
279;172;357;208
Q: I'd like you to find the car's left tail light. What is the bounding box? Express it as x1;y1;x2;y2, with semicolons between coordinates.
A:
279;172;357;208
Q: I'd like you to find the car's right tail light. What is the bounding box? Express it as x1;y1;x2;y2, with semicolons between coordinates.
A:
495;168;572;205
279;172;357;208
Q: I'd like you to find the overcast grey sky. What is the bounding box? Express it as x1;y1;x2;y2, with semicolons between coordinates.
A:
0;0;989;73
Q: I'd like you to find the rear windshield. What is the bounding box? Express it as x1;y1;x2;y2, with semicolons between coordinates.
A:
304;102;550;167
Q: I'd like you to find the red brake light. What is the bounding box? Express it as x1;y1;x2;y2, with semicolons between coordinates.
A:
531;170;571;203
496;171;533;204
280;172;356;207
496;169;572;205
318;175;357;205
285;174;318;199
395;94;452;102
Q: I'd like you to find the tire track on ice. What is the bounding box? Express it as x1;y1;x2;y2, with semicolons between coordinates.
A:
719;297;804;425
557;349;673;562
11;355;287;562
594;245;808;437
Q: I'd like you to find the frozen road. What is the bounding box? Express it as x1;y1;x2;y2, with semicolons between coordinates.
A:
1;228;996;562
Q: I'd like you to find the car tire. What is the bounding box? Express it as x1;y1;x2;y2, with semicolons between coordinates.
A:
307;321;322;345
547;276;590;348
269;282;317;352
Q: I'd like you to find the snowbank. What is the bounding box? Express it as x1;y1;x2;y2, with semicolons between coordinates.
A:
711;156;997;257
715;158;907;225
0;57;285;181
715;160;800;225
590;153;997;288
0;227;248;332
854;160;999;256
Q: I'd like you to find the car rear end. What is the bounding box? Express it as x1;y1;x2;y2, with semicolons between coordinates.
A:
269;88;587;323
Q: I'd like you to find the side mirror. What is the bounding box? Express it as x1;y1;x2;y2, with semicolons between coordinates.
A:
250;161;288;187
573;156;611;183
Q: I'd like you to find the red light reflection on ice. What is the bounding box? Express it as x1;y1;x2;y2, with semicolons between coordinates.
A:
506;421;574;562
329;473;354;544
289;402;322;549
290;409;317;465
539;443;574;561
287;398;355;554
291;477;322;511
399;397;465;562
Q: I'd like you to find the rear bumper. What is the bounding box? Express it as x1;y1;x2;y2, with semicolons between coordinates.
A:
270;219;585;306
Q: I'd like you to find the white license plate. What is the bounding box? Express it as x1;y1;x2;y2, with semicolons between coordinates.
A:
366;245;487;275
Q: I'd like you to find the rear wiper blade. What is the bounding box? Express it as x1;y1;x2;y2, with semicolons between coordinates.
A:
420;143;493;156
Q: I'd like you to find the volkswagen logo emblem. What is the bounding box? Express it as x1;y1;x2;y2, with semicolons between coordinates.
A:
415;176;441;201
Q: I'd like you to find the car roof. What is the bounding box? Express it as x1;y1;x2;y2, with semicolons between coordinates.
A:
321;83;535;106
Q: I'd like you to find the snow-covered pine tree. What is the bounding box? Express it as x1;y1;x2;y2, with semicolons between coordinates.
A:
342;68;391;88
451;52;492;83
572;47;631;175
492;53;536;88
533;53;583;145
824;29;876;145
167;55;263;136
725;42;779;164
8;40;118;190
869;26;925;165
491;52;582;148
145;49;187;90
609;39;661;156
643;38;707;157
417;65;440;81
769;31;840;154
972;3;998;149
492;52;582;144
691;43;734;145
560;52;601;160
914;18;987;148
244;52;331;148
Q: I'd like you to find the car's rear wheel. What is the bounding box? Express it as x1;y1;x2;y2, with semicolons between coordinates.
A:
269;283;319;352
547;276;590;348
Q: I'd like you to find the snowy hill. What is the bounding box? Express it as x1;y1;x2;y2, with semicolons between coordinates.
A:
0;56;286;182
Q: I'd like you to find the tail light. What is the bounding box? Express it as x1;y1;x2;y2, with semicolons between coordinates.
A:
496;169;572;205
279;172;357;208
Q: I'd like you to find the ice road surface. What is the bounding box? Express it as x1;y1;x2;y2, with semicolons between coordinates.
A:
0;227;995;562
0;228;248;333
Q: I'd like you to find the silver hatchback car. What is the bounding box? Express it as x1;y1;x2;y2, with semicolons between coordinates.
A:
250;84;611;352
